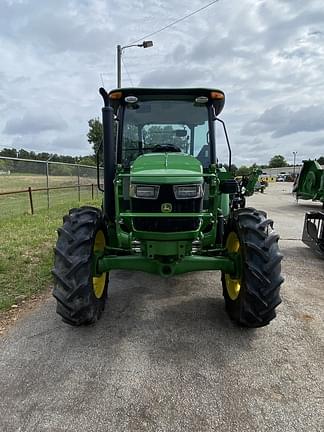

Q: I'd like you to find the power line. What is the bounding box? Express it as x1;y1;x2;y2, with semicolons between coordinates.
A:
130;0;220;44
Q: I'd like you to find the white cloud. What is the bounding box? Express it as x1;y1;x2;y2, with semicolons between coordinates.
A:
242;104;324;138
4;112;67;135
0;0;323;164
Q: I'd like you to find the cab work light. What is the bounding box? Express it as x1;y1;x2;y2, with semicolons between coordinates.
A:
130;184;160;199
173;184;203;199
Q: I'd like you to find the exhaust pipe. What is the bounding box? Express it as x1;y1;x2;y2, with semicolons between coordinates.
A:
99;88;115;223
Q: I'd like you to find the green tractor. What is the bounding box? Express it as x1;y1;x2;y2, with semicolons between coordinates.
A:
52;87;283;327
235;168;264;208
293;160;324;257
293;159;324;206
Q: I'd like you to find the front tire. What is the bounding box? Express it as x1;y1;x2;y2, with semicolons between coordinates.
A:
221;208;283;327
52;206;108;326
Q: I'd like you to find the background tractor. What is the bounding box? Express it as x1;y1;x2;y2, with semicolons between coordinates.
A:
234;168;264;208
293;160;324;257
52;87;283;327
293;159;324;206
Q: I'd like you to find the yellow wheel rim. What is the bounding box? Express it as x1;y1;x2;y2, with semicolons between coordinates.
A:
225;231;241;301
92;230;107;299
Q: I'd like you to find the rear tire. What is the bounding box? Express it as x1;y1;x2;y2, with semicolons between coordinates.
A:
221;208;283;327
52;206;108;326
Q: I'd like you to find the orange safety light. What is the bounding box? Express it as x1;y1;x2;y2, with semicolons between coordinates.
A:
210;91;224;100
109;91;123;100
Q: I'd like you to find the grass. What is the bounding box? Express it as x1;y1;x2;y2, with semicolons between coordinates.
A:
0;174;97;193
0;173;100;217
0;197;102;311
0;186;100;218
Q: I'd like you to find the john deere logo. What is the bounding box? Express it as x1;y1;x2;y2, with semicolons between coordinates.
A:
161;202;172;213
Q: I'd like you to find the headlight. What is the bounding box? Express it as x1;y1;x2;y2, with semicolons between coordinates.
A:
130;184;160;199
173;184;203;199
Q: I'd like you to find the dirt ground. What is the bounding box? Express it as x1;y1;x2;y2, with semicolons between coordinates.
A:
0;290;51;336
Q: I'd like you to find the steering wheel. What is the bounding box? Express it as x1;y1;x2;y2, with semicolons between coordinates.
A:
151;144;182;153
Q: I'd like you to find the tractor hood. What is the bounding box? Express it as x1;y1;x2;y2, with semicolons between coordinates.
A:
130;153;203;184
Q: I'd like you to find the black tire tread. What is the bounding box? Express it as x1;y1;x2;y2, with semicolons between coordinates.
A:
52;206;108;326
222;207;283;327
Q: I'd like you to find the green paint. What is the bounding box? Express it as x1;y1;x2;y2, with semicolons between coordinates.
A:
245;168;262;196
96;254;236;278
119;212;212;218
130;153;203;184
294;160;324;203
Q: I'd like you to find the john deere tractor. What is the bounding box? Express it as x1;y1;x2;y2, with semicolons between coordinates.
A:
293;159;324;205
293;159;324;257
234;168;264;208
52;87;283;327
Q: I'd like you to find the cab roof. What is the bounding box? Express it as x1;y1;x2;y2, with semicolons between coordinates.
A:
109;87;224;97
106;87;225;116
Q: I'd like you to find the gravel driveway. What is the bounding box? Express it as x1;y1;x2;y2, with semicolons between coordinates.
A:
0;182;323;431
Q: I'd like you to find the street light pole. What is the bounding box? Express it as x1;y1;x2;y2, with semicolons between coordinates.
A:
293;151;297;177
117;44;122;88
116;40;153;88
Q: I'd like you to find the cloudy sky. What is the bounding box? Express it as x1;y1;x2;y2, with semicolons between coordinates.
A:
1;0;324;166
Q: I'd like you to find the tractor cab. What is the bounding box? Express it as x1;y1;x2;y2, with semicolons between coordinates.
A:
99;88;234;237
108;88;225;169
99;88;234;229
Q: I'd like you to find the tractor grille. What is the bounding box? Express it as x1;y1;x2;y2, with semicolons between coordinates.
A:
133;217;200;232
131;184;202;232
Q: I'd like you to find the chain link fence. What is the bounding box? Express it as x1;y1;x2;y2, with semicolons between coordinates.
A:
0;156;103;217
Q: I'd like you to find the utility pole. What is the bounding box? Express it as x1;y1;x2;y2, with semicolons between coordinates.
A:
293;151;297;177
117;45;122;88
116;41;153;88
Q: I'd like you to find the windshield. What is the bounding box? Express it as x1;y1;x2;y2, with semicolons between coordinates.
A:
121;100;211;167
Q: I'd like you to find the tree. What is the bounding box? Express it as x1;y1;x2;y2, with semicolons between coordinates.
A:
0;147;96;170
317;156;324;165
223;163;238;174
18;149;31;159
36;152;51;161
236;165;250;176
79;156;96;166
269;155;287;168
0;147;17;158
87;118;103;156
